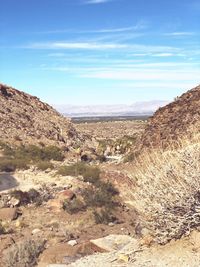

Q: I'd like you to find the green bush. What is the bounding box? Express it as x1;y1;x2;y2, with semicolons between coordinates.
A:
36;161;53;171
0;142;64;172
57;162;100;184
13;145;64;162
82;181;119;208
0;158;28;172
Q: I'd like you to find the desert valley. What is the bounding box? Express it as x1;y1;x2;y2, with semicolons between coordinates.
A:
1;83;200;266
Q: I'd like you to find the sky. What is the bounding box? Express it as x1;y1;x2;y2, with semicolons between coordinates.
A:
1;0;200;105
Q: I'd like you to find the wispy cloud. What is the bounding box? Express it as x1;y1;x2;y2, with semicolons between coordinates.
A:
26;42;128;50
82;0;114;4
164;32;195;36
80;68;200;81
25;41;181;53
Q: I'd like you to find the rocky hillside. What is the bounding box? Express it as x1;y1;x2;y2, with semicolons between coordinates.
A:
0;83;80;147
141;84;200;149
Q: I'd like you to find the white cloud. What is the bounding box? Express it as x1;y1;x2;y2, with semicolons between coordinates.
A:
152;53;174;57
28;42;127;50
164;32;195;36
83;0;113;4
81;69;200;83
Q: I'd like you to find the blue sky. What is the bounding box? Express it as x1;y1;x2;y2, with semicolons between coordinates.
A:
1;0;200;105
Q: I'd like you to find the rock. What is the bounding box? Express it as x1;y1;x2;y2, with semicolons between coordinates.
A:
58;190;75;201
118;253;130;263
141;84;200;149
32;228;42;235
0;83;82;147
64;184;72;190
0;207;18;221
90;235;136;252
47;199;63;211
9;197;20;207
67;240;78;246
140;234;154;247
189;230;200;248
38;243;76;266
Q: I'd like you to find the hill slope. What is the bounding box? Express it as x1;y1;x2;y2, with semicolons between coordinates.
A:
0;84;79;147
141;84;200;149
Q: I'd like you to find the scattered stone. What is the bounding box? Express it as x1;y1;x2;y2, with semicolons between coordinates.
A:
32;228;42;235
67;240;78;247
9;197;20;207
118;253;130;263
0;207;18;221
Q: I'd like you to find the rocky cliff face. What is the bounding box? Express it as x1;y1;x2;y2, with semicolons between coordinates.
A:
141;84;200;149
0;83;79;147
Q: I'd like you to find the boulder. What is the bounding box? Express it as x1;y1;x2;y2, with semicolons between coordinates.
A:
0;207;18;221
90;234;136;252
58;190;75;202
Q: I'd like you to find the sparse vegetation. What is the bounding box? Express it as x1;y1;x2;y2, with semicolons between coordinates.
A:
57;162;101;184
63;198;86;214
0;142;64;172
36;161;53;171
10;188;43;206
0;158;28;172
3;238;46;267
93;208;116;224
0;220;6;235
129;139;200;243
60;162;119;224
82;181;118;208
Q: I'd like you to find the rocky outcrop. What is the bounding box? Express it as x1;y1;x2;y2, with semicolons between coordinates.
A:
141;84;200;149
0;83;80;147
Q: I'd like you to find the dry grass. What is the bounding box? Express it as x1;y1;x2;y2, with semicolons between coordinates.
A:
128;135;200;243
3;238;46;267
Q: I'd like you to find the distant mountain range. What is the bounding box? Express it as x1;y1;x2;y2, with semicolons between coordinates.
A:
54;100;170;117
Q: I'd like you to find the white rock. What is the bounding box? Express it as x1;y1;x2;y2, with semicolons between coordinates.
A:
32;228;41;235
67;240;78;246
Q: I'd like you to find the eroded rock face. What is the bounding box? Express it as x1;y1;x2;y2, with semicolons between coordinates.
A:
141;85;200;149
0;83;79;146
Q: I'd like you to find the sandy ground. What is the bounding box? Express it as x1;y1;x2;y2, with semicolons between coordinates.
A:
0;170;78;193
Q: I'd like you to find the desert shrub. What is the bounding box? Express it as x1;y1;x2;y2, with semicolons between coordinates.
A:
10;190;30;205
82;181;119;208
27;189;40;203
93;208;116;224
57;162;101;184
41;146;64;161
3;238;46;267
10;189;41;206
129;141;200;243
0;143;64;172
13;145;64;162
0;158;28;172
36;161;53;171
0;220;6;234
2;144;63;162
63;198;85;214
